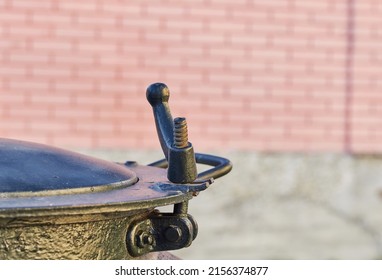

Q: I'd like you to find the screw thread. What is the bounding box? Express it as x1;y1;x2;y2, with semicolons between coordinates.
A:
174;117;188;148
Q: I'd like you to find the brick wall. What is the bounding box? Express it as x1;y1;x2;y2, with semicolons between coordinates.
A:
0;0;380;152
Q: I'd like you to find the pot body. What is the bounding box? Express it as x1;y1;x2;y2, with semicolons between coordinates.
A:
0;210;154;260
0;83;232;260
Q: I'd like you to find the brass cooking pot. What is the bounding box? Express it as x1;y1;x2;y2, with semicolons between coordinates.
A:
0;83;232;259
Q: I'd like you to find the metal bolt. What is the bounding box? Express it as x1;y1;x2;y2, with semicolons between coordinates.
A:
164;225;182;242
136;232;154;248
143;234;154;245
173;117;188;148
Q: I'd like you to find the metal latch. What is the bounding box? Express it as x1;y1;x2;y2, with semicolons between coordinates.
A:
126;202;198;257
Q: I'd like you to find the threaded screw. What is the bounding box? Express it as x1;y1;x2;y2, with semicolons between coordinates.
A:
173;117;188;148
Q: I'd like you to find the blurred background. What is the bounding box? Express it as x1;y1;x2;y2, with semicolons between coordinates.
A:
1;0;382;259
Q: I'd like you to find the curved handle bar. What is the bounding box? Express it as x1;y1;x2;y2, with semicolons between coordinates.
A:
146;83;174;161
146;83;197;183
146;83;232;183
148;153;232;181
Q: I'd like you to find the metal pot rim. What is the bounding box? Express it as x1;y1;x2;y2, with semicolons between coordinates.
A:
0;164;193;218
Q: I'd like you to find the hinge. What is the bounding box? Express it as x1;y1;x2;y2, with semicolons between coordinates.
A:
125;202;198;257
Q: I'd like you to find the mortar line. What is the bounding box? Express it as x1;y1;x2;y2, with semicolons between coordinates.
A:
344;0;355;154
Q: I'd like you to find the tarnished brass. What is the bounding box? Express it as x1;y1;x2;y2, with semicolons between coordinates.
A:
0;83;232;260
0;164;194;259
126;208;198;257
0;211;148;259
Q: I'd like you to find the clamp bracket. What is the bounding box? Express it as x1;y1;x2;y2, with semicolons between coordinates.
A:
126;202;198;257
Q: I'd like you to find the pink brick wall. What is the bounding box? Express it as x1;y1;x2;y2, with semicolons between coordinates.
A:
0;0;380;152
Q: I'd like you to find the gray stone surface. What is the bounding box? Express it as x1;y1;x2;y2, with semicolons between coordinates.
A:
77;149;382;259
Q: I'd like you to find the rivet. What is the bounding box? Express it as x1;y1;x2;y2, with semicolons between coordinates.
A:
164;225;182;242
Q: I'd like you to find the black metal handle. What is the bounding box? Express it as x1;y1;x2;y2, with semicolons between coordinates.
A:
146;83;174;160
148;153;232;181
146;83;197;183
194;153;232;181
146;83;232;183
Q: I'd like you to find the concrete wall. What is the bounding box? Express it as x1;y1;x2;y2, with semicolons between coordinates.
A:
82;149;382;259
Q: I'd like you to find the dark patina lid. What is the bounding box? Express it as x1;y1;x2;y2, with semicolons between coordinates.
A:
0;83;230;220
0;138;138;196
0;137;193;218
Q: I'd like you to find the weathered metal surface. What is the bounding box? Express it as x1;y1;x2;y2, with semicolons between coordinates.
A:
146;83;197;184
0;211;147;259
126;209;198;257
0;82;232;259
0;164;194;218
0;138;137;194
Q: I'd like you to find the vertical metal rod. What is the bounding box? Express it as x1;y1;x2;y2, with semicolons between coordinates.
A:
174;202;188;215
